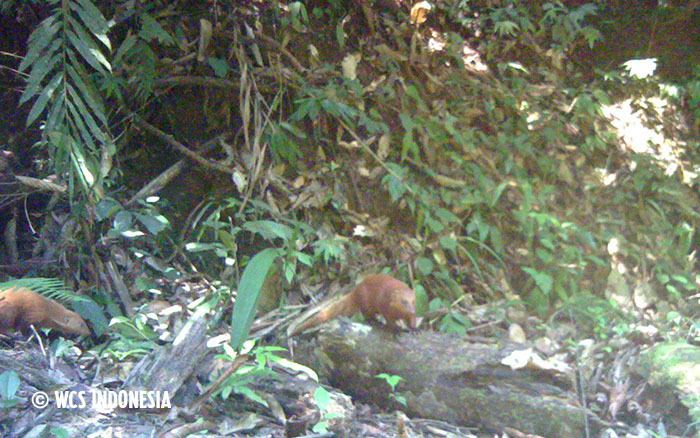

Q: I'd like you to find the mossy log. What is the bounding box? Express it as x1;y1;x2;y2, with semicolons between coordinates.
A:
293;319;605;437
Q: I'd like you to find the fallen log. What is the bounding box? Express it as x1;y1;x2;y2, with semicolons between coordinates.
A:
293;319;605;437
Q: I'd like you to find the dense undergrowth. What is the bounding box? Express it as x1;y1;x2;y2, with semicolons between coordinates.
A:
3;0;699;345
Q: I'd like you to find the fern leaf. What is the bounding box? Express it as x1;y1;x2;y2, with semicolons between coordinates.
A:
26;73;62;126
72;0;111;50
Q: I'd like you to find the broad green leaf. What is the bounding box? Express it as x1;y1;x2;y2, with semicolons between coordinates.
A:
416;257;433;275
242;220;293;241
230;248;280;350
207;57;229;78
135;213;169;234
95;197;121;220
113;210;134;232
71;297;109;337
0;371;20;400
439;236;457;252
313;387;331;410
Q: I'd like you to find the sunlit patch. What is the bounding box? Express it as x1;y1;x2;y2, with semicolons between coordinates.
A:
601;96;691;182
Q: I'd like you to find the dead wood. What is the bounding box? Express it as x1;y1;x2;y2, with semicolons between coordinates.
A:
122;309;208;397
293;320;606;437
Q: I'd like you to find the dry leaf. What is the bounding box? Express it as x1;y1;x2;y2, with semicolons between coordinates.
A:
197;19;213;62
342;53;362;80
508;323;527;343
377;134;391;160
292;176;305;189
410;1;432;25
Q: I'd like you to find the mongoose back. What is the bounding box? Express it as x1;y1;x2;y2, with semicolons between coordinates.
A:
291;274;417;335
0;287;90;336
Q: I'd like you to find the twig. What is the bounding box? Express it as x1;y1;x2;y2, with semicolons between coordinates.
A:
154;75;275;94
184;354;249;415
336;118;417;197
157;421;217;438
154;75;239;90
106;260;135;317
253;31;307;73
132;116;234;174
127;132;231;206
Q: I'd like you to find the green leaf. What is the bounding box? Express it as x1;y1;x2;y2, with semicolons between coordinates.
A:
113;210;134;232
0;371;20;400
242;220;293;241
72;0;111;49
218;230;237;252
416;257;433;275
44;90;66;133
95;198;121;220
26;73;62;126
67;64;107;124
20;17;59;72
207;57;229;78
230;248;280;350
439;236;457;252
135;213;169;234
234;386;268;407
66;23;111;73
489;226;503;255
49;427;70;438
139;14;175;45
71;297;109;337
66;83;107;145
65;95;99;152
335;20;346;48
313;386;331;410
21;46;61;104
522;267;553;295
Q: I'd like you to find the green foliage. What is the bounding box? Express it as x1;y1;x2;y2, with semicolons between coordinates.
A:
189;198;349;281
559;293;624;340
0;371;20;409
375;373;407;407
311;386;343;433
19;0;113;200
101;314;159;360
113;11;175;102
541;2;601;49
187;196;352;349
96;196;171;240
687;67;700;124
0;0;42;13
284;2;310;32
430;297;471;336
266;122;305;166
215;342;286;406
50;428;70;438
230;248;280;351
